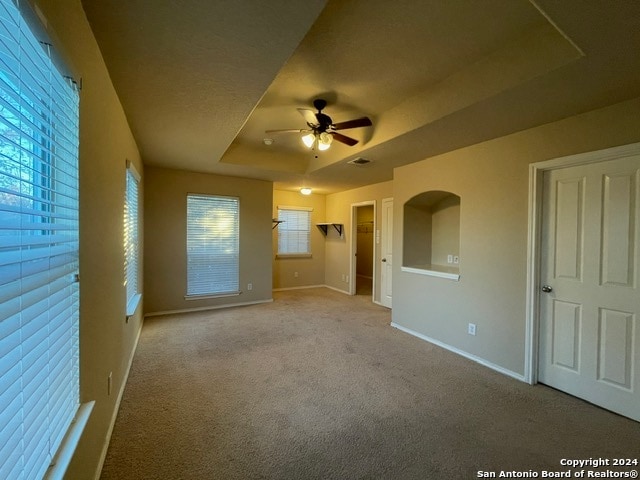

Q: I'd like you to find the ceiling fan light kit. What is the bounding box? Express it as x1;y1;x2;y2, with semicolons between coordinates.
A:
318;132;332;150
301;132;315;148
268;98;372;152
301;129;333;151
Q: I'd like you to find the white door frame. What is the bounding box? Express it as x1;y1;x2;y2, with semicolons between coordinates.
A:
349;201;376;298
379;197;393;309
525;141;640;384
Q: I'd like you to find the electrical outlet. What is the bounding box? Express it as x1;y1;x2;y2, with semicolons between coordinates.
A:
453;255;459;264
345;275;349;283
247;283;252;291
107;372;113;396
294;272;299;278
447;254;453;264
468;323;476;336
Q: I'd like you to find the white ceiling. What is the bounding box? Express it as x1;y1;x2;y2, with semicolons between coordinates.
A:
82;0;640;194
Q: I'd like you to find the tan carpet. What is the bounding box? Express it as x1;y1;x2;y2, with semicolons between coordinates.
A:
100;288;640;479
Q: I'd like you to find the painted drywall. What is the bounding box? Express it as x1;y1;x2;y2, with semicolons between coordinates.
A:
431;196;460;267
272;190;326;289
402;203;432;267
30;1;145;478
144;167;272;314
392;96;640;377
325;181;394;300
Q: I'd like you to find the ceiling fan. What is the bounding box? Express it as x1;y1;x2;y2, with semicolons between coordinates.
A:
266;99;372;150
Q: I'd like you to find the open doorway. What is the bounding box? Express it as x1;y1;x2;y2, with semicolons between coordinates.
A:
350;202;375;300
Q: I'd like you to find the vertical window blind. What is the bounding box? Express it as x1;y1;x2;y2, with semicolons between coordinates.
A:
124;161;140;313
0;0;80;479
277;206;312;255
186;194;239;297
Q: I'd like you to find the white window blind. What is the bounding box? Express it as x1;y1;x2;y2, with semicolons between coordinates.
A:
124;161;140;315
0;0;80;479
277;206;312;255
186;194;239;297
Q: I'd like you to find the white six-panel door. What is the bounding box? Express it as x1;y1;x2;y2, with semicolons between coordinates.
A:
538;154;640;421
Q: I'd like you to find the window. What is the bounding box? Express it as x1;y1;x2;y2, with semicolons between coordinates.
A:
0;0;86;478
124;160;140;315
186;194;239;297
277;206;312;256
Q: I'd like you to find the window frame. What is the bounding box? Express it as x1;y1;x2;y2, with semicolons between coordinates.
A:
276;205;313;258
185;193;240;299
124;159;141;316
0;1;93;479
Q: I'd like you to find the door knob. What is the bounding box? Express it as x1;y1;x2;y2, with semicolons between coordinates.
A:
381;258;387;262
541;285;553;293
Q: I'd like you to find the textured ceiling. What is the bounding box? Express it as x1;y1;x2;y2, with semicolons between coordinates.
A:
81;0;640;194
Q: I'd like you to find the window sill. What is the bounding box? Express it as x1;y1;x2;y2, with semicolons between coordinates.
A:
401;265;460;281
276;253;312;259
185;291;241;301
44;401;95;480
126;293;142;318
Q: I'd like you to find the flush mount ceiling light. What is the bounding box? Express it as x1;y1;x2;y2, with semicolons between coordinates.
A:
300;187;312;195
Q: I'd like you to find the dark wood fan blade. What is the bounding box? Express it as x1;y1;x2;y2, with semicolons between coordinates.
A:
297;108;319;126
265;129;304;134
331;132;358;146
332;116;372;130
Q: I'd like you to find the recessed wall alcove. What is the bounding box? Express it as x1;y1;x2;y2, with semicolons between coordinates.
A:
402;190;460;280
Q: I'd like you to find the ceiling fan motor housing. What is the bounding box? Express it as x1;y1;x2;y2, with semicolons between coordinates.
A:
315;113;333;132
309;99;332;132
313;98;327;111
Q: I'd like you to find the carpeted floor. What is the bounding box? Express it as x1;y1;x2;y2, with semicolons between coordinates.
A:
100;288;640;479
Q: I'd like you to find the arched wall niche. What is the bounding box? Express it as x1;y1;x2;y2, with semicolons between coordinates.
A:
402;190;460;280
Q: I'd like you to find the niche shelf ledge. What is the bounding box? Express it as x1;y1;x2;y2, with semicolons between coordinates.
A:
401;265;460;281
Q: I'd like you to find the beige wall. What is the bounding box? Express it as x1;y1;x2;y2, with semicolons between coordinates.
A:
431;196;460;267
144;167;273;314
32;1;145;478
325;181;394;300
403;203;432;267
392;97;640;377
272;190;326;288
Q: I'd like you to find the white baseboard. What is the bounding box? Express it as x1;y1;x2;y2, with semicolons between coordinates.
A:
323;284;351;295
94;318;144;480
144;298;273;318
272;284;326;292
273;284;352;295
274;284;383;303
390;322;526;382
